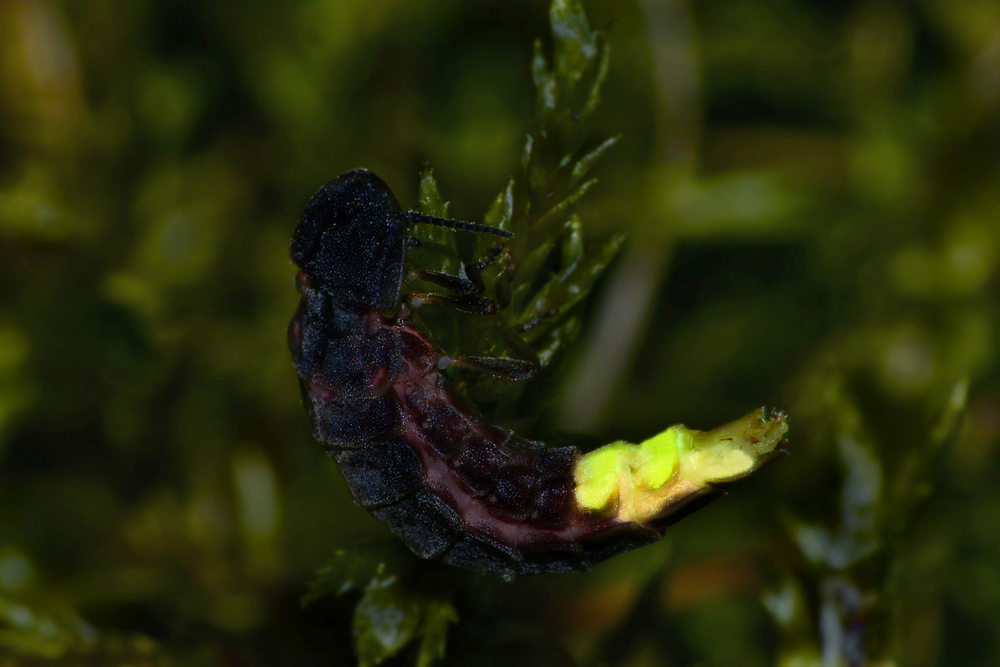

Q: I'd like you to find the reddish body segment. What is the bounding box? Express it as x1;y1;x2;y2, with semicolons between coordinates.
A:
289;170;711;577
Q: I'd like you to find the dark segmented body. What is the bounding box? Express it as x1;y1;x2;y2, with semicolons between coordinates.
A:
288;170;686;577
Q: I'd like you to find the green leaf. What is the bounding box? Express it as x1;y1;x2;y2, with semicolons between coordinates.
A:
302;541;415;607
412;168;461;275
418;168;449;219
354;577;423;667
790;379;883;570
518;233;625;332
581;39;610;121
534;315;582;367
353;577;458;667
570;136;619;188
483;177;516;233
531;0;608;140
550;0;600;86
416;599;460;667
532;178;597;235
930;378;968;447
560;214;584;268
305;544;457;667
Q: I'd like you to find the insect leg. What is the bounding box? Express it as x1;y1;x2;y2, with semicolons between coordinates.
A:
408;270;483;297
420;316;540;382
405;211;512;238
438;325;541;381
512;308;558;334
407;243;505;296
407;236;539;381
409;292;501;315
440;355;538;382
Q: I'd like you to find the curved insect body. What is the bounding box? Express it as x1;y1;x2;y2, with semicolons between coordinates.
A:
289;169;788;578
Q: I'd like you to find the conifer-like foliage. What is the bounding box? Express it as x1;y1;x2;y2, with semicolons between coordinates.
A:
407;0;622;423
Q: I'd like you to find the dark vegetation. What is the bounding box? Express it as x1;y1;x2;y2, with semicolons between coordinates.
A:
1;0;999;665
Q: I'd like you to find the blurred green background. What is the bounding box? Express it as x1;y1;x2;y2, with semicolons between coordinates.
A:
1;0;999;665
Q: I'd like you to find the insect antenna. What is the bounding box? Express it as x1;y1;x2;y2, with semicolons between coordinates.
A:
405;212;512;238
